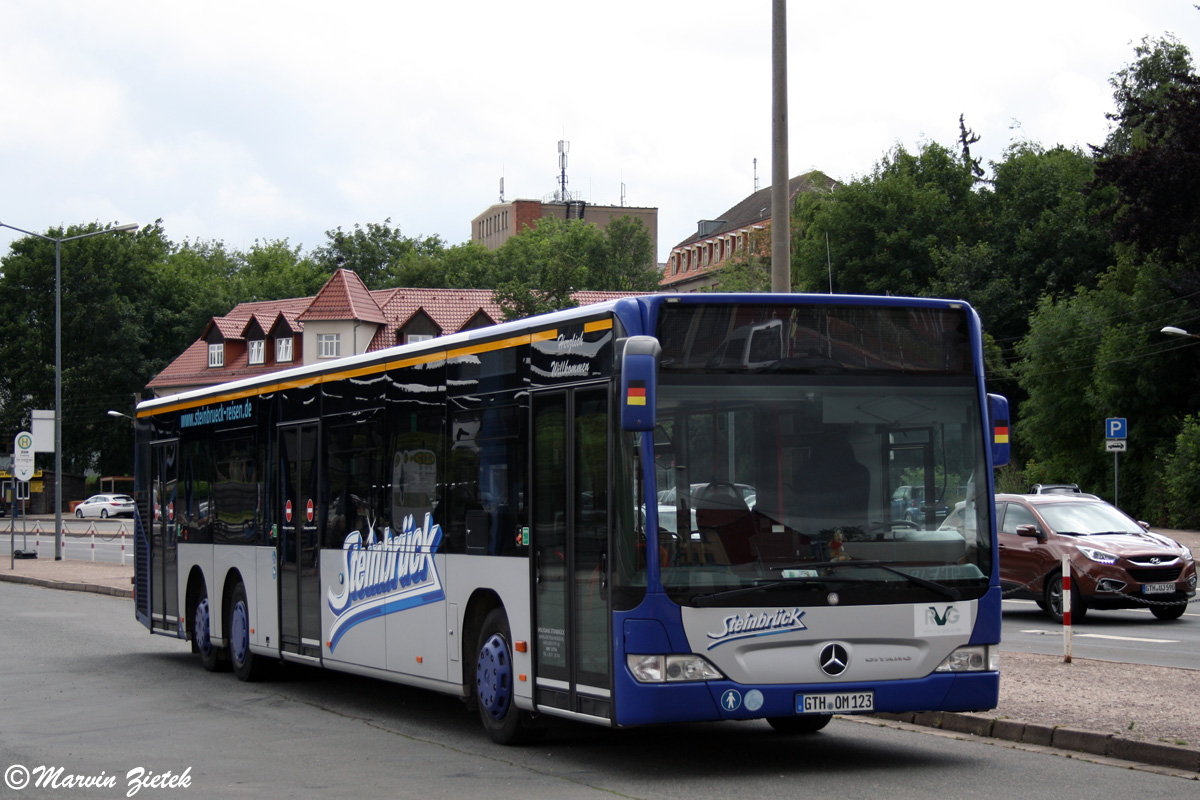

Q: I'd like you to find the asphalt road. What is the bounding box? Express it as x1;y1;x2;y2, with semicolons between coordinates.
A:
1001;598;1200;668
0;581;1194;799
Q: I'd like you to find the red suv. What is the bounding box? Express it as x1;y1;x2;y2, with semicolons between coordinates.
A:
997;494;1196;621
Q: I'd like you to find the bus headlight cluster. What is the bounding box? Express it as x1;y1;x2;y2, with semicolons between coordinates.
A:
627;654;724;683
934;645;998;673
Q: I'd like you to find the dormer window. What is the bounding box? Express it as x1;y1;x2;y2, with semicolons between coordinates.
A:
248;340;265;365
276;336;293;363
208;343;224;368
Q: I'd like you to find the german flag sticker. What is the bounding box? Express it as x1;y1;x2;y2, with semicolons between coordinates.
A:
626;380;647;406
994;420;1009;444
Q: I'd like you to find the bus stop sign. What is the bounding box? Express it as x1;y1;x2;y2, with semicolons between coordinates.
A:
13;431;34;482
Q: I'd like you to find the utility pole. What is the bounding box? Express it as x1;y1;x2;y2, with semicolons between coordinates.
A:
770;0;790;293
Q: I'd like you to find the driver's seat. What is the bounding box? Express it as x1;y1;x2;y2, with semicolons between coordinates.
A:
694;482;755;564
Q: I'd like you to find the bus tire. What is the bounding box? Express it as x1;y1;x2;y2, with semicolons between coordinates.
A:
767;714;833;734
474;608;543;745
192;589;224;672
229;582;269;681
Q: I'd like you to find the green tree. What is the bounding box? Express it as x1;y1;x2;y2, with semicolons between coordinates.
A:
0;222;173;476
440;241;497;289
1164;415;1200;529
792;142;980;297
592;216;659;291
491;217;605;320
1103;33;1195;155
239;239;328;301
932;142;1115;346
311;219;421;289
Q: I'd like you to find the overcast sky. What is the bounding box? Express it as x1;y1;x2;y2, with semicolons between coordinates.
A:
2;1;1197;264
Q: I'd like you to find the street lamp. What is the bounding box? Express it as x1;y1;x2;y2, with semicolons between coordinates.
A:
106;410;135;421
1161;326;1200;340
0;220;139;560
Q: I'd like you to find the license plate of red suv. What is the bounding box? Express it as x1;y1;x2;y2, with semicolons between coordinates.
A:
1143;582;1174;594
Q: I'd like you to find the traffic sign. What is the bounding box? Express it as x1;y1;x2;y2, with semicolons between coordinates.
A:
1106;417;1127;439
1106;440;1127;452
13;430;34;482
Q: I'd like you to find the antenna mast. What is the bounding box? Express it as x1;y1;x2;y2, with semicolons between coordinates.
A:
557;140;570;202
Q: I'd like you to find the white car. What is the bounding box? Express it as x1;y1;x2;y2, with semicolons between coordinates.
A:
75;494;135;519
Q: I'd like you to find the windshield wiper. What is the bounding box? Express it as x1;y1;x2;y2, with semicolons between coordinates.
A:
771;560;962;601
691;579;825;607
690;560;961;607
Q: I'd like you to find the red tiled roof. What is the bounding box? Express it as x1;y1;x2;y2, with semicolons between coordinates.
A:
298;268;386;324
367;288;503;350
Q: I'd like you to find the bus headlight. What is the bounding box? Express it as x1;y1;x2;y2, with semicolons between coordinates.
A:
627;654;725;683
934;645;998;673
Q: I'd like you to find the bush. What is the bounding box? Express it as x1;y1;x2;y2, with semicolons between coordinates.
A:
1164;415;1200;529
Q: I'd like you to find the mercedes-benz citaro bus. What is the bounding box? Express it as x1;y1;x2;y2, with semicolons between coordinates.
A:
133;293;1010;744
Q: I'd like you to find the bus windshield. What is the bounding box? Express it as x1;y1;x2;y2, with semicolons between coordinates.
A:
636;302;992;608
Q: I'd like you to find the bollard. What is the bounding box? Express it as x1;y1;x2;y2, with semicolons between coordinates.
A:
1062;553;1072;664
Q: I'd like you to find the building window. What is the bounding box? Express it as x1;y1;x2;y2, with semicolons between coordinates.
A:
248;340;264;365
317;333;341;358
208;343;224;368
276;336;293;363
406;333;434;344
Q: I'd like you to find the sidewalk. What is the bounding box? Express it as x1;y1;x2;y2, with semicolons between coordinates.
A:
1;552;134;597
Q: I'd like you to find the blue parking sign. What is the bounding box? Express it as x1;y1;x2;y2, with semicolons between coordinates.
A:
1106;418;1127;439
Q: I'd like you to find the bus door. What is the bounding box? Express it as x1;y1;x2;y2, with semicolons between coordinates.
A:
278;422;322;659
887;427;941;527
149;439;180;634
531;387;612;720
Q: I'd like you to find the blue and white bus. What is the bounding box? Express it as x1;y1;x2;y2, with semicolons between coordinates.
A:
133;293;1010;743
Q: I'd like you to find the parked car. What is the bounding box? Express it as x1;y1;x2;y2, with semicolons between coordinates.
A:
889;485;950;525
74;494;135;519
996;493;1196;621
654;482;756;536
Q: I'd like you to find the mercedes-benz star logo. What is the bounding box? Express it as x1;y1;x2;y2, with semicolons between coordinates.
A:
819;643;849;676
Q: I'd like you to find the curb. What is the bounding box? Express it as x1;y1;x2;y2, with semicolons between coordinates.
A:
0;571;133;599
875;711;1200;774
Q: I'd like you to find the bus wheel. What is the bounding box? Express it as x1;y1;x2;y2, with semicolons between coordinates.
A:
229;582;268;681
767;714;833;734
474;608;543;745
193;591;223;672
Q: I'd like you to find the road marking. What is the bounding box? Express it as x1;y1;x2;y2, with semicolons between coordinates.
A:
1018;630;1179;643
